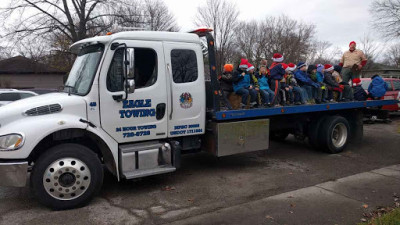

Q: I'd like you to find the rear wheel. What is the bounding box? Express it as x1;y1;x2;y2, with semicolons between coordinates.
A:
318;116;350;154
31;143;103;210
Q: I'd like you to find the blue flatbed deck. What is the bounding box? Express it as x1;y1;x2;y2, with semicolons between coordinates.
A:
214;100;399;121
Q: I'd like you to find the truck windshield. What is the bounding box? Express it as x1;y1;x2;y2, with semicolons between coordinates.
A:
64;44;104;95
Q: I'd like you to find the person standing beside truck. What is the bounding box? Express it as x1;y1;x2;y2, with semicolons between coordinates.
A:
339;41;367;84
233;59;257;108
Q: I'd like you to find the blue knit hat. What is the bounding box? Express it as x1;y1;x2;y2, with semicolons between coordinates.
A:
317;64;324;73
297;62;306;68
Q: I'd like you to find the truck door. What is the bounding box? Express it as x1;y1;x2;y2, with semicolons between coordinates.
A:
99;40;168;143
163;42;205;137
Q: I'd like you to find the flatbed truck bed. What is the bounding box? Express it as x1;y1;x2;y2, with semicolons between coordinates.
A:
213;100;398;121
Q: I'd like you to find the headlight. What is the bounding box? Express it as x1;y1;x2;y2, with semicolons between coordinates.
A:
0;134;24;151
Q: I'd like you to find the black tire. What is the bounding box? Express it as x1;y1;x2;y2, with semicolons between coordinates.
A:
31;143;103;210
318;116;350;154
270;130;290;141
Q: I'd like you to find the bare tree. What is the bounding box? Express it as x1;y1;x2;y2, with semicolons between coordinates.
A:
234;21;259;62
358;33;383;69
195;0;239;74
254;15;315;64
0;46;13;61
143;0;179;31
111;0;179;32
384;43;400;67
0;0;124;43
307;41;342;65
1;0;178;70
370;0;400;39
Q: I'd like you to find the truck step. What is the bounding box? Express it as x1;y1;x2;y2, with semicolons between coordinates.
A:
124;166;176;179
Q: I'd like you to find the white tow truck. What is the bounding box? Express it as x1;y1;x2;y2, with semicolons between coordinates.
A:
0;28;397;209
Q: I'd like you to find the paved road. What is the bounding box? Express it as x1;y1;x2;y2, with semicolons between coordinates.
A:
0;116;399;225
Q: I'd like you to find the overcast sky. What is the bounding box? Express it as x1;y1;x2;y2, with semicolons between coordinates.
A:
0;0;380;54
165;0;378;52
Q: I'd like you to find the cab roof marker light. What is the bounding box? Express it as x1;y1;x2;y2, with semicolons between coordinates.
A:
188;27;213;37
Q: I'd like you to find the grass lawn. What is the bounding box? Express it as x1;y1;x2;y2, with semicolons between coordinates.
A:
358;208;400;225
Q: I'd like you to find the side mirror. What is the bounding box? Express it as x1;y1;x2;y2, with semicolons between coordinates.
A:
126;48;135;79
127;79;135;94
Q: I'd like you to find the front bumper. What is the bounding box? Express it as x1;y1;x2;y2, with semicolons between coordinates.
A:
0;161;28;187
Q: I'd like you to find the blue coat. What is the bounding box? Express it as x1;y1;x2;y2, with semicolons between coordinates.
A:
270;64;285;80
295;70;314;86
316;72;324;83
233;73;251;92
368;76;388;98
257;75;270;90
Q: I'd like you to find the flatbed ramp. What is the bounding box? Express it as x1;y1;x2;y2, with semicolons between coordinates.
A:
214;100;398;121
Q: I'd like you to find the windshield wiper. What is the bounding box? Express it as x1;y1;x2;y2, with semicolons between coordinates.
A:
63;85;75;96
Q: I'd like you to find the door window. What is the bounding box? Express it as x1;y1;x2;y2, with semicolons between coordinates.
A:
0;93;21;101
20;93;36;99
107;48;158;92
171;49;198;83
385;81;393;90
392;80;400;91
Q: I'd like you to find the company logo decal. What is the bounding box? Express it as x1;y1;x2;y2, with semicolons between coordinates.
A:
179;92;193;109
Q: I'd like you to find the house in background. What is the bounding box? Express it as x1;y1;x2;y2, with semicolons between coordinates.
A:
361;69;400;79
0;56;67;89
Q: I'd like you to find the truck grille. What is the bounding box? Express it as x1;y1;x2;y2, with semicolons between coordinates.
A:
24;104;62;116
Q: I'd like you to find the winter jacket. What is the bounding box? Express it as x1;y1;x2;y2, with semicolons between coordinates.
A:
250;73;259;88
257;75;271;90
280;77;288;88
233;73;251;92
270;64;285;80
219;72;233;92
316;72;324;83
295;70;315;86
332;71;343;83
269;62;280;69
286;73;299;87
232;68;244;83
368;76;389;98
323;72;340;88
353;85;368;101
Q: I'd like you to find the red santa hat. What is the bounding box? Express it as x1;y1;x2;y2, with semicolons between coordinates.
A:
281;63;288;70
246;63;255;71
286;63;297;72
349;41;356;47
324;64;334;72
272;53;284;62
239;58;249;69
352;78;361;86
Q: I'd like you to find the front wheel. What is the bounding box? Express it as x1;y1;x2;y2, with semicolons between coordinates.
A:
31;143;103;210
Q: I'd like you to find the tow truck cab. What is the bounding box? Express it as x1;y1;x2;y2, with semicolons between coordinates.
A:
0;30;212;209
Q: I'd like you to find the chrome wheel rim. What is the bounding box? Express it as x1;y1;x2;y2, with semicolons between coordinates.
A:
331;123;347;148
43;158;91;200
